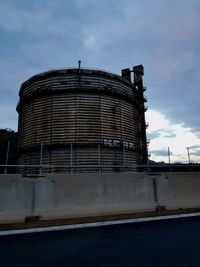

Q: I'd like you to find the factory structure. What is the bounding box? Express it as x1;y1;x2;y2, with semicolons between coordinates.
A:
16;64;148;173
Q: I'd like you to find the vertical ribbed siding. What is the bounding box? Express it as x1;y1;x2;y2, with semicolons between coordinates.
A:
17;69;143;174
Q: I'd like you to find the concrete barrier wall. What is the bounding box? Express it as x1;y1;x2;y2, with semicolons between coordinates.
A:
0;175;33;222
0;172;200;223
156;172;200;209
34;173;155;220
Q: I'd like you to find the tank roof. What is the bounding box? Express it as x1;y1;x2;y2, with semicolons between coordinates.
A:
20;68;132;91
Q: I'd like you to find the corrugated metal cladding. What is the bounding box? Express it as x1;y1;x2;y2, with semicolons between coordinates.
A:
17;68;147;173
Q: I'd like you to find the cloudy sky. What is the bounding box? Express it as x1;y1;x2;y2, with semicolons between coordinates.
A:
0;0;200;163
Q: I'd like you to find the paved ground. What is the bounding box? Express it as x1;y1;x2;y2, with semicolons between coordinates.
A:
0;216;200;267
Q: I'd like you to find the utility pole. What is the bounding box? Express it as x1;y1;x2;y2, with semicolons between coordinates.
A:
187;147;191;164
168;147;171;164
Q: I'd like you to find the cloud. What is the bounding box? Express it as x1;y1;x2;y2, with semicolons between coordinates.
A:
148;129;176;140
151;149;173;157
187;146;200;157
147;109;200;163
190;151;200;156
189;145;200;149
1;0;200;164
148;131;161;140
0;105;18;131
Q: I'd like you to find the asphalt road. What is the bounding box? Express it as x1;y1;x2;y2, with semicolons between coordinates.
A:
1;216;200;267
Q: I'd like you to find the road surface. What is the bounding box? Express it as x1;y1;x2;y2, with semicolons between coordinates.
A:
0;215;200;266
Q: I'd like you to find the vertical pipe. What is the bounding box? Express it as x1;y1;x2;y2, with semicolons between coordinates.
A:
70;143;73;174
4;140;10;174
39;143;43;175
133;65;148;165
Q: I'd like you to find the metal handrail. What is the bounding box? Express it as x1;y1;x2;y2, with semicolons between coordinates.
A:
0;163;199;175
0;164;199;168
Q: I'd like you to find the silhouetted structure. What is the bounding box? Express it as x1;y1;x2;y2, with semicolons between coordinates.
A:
0;129;18;173
17;66;148;173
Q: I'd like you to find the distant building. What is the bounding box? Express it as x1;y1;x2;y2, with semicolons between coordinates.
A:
17;65;148;173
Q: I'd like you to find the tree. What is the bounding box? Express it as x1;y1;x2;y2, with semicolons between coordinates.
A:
0;128;18;173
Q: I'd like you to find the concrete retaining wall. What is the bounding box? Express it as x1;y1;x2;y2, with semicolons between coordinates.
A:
0;172;200;223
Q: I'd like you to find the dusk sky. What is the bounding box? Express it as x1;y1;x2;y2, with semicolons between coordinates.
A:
0;0;200;163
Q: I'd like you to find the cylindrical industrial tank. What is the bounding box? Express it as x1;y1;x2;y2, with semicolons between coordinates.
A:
17;67;147;173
